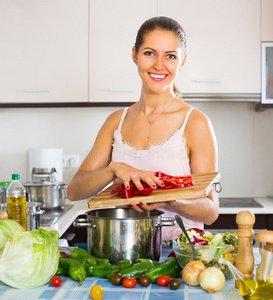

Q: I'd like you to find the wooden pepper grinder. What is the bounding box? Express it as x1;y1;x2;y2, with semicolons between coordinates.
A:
256;230;273;283
235;211;256;279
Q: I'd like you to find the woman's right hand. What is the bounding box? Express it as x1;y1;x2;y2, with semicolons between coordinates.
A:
110;162;164;191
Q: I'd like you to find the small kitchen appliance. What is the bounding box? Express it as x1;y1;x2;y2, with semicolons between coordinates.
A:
28;148;63;182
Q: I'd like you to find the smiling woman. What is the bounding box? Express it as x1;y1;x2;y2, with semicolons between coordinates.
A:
132;29;185;96
67;16;219;242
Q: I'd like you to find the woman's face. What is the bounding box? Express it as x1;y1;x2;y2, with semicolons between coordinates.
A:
133;29;185;95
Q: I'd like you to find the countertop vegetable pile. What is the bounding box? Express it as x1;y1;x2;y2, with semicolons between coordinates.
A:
110;171;194;199
56;246;182;289
0;219;59;289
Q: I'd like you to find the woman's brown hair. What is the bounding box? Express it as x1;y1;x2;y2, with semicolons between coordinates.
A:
134;16;186;97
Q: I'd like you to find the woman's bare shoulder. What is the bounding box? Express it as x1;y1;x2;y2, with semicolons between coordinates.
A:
188;108;213;131
103;108;126;129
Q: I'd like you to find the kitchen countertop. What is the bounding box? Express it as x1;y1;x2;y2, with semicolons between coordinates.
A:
41;197;273;238
0;247;261;300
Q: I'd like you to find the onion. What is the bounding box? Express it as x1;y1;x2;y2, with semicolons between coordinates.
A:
0;211;8;219
182;260;206;286
199;267;226;293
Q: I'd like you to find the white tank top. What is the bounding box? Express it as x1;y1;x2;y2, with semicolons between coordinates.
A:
111;107;203;240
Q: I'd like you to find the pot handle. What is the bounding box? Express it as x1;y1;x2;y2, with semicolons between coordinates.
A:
159;217;175;227
73;218;95;229
59;184;68;199
27;210;45;216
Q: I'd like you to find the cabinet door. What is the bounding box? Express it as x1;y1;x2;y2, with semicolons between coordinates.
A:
158;0;260;94
89;0;157;102
261;0;273;41
0;0;88;103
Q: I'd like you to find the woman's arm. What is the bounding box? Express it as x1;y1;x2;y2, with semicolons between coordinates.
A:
67;109;163;201
131;109;219;225
67;111;119;200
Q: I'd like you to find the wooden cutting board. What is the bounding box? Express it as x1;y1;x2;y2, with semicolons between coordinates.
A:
88;171;220;209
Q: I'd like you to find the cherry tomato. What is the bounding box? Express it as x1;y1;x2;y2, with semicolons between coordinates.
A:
168;278;181;290
110;274;123;286
138;274;151;287
156;275;172;286
51;276;62;287
90;285;104;300
122;278;138;288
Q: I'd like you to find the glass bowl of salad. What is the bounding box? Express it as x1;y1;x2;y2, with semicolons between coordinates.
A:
172;228;238;279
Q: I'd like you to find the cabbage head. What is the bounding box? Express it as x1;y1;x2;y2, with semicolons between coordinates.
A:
0;227;59;288
0;219;25;257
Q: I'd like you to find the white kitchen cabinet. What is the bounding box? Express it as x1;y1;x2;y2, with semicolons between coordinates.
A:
158;0;261;94
89;0;157;103
261;0;273;41
0;0;88;103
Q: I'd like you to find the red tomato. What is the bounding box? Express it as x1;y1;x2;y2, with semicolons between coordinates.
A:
156;275;172;286
122;278;138;288
51;276;62;287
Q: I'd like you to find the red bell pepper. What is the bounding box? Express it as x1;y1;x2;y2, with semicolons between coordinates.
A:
110;171;194;199
110;184;125;195
118;189;133;199
156;172;194;189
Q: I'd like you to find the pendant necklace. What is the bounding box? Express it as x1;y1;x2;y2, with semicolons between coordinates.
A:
143;99;176;139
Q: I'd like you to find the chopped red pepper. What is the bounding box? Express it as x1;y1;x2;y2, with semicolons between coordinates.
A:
157;172;194;190
110;184;125;195
133;188;153;196
110;171;194;199
118;189;133;199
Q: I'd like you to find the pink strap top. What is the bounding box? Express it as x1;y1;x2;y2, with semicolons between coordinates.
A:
111;107;203;240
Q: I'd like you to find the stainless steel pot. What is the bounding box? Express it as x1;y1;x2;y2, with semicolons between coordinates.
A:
26;202;44;231
73;208;175;264
24;182;67;209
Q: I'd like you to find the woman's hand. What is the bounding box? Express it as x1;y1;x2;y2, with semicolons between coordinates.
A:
110;162;164;191
129;200;176;212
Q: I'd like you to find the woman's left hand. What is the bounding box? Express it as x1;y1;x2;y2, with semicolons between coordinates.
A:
129;200;176;212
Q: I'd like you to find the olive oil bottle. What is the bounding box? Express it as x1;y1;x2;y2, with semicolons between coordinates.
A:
6;174;27;230
237;242;273;300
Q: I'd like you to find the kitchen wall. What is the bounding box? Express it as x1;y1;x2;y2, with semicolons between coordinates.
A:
0;102;273;198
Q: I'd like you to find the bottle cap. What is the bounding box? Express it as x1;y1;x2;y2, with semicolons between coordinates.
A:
11;174;20;180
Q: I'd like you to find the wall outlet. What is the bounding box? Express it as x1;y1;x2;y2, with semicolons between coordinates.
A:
63;154;80;167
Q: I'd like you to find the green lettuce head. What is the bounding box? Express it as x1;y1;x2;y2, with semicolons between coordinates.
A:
0;219;25;257
0;227;59;288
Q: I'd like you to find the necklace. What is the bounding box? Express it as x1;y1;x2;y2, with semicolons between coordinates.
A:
143;99;176;139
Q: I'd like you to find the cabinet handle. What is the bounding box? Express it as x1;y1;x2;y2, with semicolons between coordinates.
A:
193;80;222;83
108;89;136;92
23;89;50;92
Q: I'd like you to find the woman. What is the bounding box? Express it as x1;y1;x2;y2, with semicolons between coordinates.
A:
67;16;219;241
